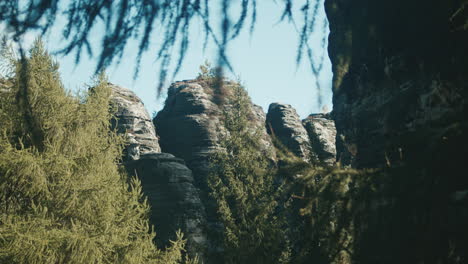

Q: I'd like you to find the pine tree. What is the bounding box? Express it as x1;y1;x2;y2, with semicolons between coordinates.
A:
208;81;289;264
0;39;187;264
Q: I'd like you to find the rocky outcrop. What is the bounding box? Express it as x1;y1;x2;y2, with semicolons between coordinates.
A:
325;0;467;169
251;104;277;162
125;153;207;258
109;84;161;160
154;79;276;262
265;103;337;166
266;103;311;162
153;80;223;183
153;80;225;261
109;84;207;261
323;0;468;262
154;80;276;183
302;113;336;166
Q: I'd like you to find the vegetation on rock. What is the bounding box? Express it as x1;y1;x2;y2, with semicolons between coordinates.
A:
207;76;289;264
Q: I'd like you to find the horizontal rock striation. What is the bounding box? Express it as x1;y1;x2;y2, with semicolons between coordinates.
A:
125;153;207;259
302;113;336;166
110;84;207;261
153;80;224;183
154;80;276;183
266;103;312;162
109;84;161;160
154;79;277;262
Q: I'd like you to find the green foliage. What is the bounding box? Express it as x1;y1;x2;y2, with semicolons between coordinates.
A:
208;82;289;264
0;39;187;264
279;159;376;264
278;153;467;264
197;61;218;81
196;61;231;106
268;129;376;263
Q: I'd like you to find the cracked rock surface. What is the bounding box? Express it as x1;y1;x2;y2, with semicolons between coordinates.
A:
109;84;161;159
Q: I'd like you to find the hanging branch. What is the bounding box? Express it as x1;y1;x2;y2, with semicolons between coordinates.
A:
0;0;327;97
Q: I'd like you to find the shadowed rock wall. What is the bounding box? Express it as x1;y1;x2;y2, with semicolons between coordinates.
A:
125;153;207;259
109;84;207;261
325;0;468;262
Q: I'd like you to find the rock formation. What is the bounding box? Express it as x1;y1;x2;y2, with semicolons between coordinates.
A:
324;0;468;262
266;103;312;162
251;104;278;162
154;79;277;261
125;153;207;258
153;80;223;184
154;80;276;183
109;84;161;160
325;1;467;169
302;113;336;166
109;84;207;260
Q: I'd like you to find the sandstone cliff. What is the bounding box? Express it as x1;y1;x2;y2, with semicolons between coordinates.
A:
109;84;161;160
124;153;207;258
266;103;337;166
323;0;468;262
109;84;207;260
266;103;312;162
103;81;343;263
302;113;336;166
153;80;224;185
154;80;276;183
154;79;278;261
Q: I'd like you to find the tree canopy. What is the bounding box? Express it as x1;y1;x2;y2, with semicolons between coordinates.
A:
0;39;187;264
204;74;289;263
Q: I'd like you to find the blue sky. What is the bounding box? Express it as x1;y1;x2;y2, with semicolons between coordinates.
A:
20;0;333;118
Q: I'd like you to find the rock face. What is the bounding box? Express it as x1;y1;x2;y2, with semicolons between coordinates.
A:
324;0;468;262
154;80;276;183
325;1;467;169
125;153;207;258
154;79;276;261
302;113;336;166
153;80;223;183
109;84;161;160
251;104;277;162
154;80;225;261
266;103;311;162
109;84;207;260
